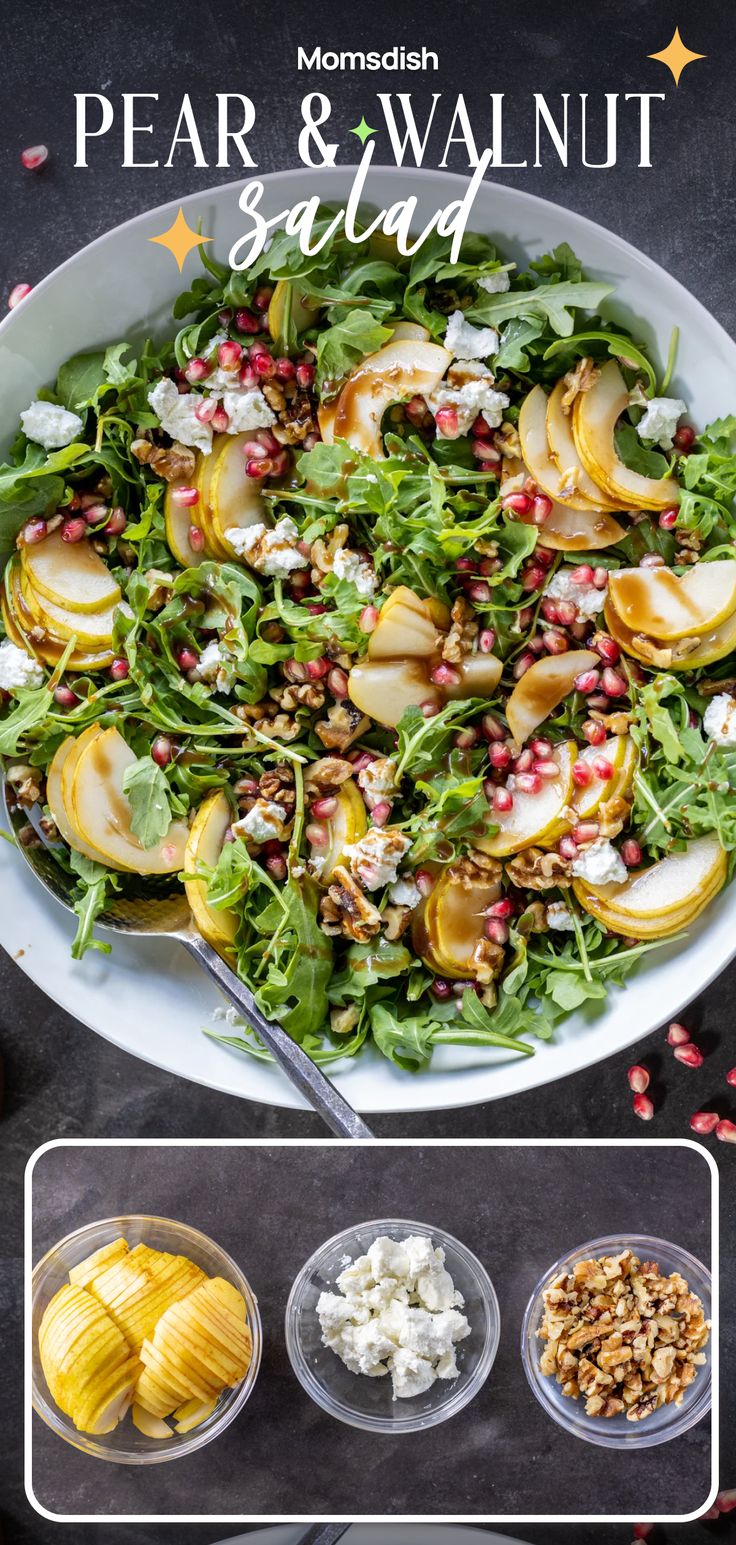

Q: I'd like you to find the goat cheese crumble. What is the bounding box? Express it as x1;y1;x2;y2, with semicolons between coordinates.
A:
344;827;412;890
425;360;509;438
478;269;512;294
703;693;736;747
544;568;606;619
444;309;499;359
190;640;235;694
332;547;378;596
220;388;275;434
20;400;84;451
232;798;287;844
636;396;687;451
357;757;398;802
546;901;576;931
571;839;628;886
316;1233;471;1399
224;516;309;575
0;638;45;691
148;378;213;455
388;876;422;908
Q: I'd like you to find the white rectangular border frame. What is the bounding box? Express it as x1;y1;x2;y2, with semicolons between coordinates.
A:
24;1135;719;1525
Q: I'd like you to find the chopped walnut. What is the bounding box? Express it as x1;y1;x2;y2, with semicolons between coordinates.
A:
271;388;317;446
506;847;573;891
591;709;632;736
310;523;349;578
597;796;631;840
631;633;701;668
131;437;196;483
537;1248;709;1423
382;904;413;941
471;936;505;984
560;356;600;413
258;764;296;813
315;702;370;751
303;756;355;794
6;763;42;807
330;1002;361;1037
319;865;382;942
442;595;479;664
272;680;326;712
494;421;522;459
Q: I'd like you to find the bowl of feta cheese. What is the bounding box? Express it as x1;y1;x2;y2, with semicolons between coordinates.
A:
285;1218;500;1432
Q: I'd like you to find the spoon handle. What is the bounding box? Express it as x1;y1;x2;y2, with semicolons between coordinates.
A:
298;1527;351;1545
182;934;374;1139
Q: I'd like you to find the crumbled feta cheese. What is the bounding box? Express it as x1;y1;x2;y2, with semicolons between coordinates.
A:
20;400;84;451
224;516;309;576
344;826;412;890
212;1004;241;1026
636;396;687;451
388;876;422;909
357;756;398;803
220;388;275;434
546;901;576;931
425;360;509;438
571;839;628;886
703;693;736;747
147;378;212;455
0;638;44;690
317;1233;471;1400
232;798;287;844
544;568;606;620
444;309;499;359
332;547;378;596
478;269;511;294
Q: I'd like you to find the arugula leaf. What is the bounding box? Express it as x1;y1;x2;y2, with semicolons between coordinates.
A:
121;754;173;848
56;352;107;412
315;309;393;390
468;279;614;338
0;681;54;756
71;877;113;958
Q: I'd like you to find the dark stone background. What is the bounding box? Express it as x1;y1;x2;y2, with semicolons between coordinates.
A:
0;0;734;1540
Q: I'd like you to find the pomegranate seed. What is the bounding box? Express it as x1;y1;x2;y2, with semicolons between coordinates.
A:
658;506;678;529
673;424;695;451
218;308;233;325
53;684;78;707
188;525;205;553
512;652;535;680
478;628;496;653
431;978;452;1000
541;599;560;624
151;735;173;767
371;800;392;827
488;747;511;778
106;508;127;538
195;397;218;424
689;1111;720;1135
456;555;477;573
211;406;230;432
275;357;296;382
621;839;642;867
633;1092;654;1121
573;668;601;693
667;1021;690;1046
21;144;48;171
527;633;545;656
421;699;441;718
533;759;559;780
716;1119;736;1143
22;517;47;544
327;667;349;699
532;494;553;525
517;606;534;629
640;551;665;568
245;456;268;478
516;772;542;795
304;657;328;681
592;633;620;664
572;821;599;844
627;1065;650;1093
435;406;459;437
311;796;337;819
296;361;315;388
716;1489;736;1512
488;899;514;919
632;1527;654;1540
171;485;199;507
674;1043;704;1068
601;666;628;698
83;503;108;526
521;564;546;592
431;662;461;687
482;714;506;742
493;786;513;813
558;835;578;860
530;737;551;758
235;307;261;334
218;340;243;370
592;566;609;589
109;658;129;682
265;853;287;881
485;917;509;945
359;605;379;633
726;1068;736;1087
583;719;607;746
572;760;593;788
177;647;199;671
542;629;569;655
501;491;532;515
470;413;493;439
591;756;614;780
253;285;273;311
466;580;493;604
305;822;328;849
252;351;276;379
61;517;87;544
472;438;493;460
184;357;211;383
8;282;31;308
513;749;534;773
454;728;479;749
557;600;578;626
570;564;594;585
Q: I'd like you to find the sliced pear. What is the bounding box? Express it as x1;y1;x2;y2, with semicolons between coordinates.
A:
69;725;189;874
320;778;368;883
19;569;117;648
49;728;119;865
572;361;681;511
519;385;620;511
476;740;576;858
507;468;626;552
412;861;503;979
7;560;115;670
174;1396;217;1433
69;1237;129;1288
545;378;628;509
316;395;340;446
145;1333;218;1402
132;1403;173;1438
208;433;268;556
390;321;431;342
380;585;450;630
332;338;452;458
506;650;600;746
571;735;637;821
608;562;736;642
573;883;719;940
348;657;441;728
208;1279;247;1321
368;591;441;660
604;594;736;671
133;1370;178;1419
164;467;211;569
196;435;233;560
267;278;318;351
445;652;503;699
21;526;120;614
185;790;239;955
574;835;726;938
78;1356;141;1435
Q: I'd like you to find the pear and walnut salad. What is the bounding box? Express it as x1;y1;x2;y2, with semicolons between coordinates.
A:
3;226;736;1074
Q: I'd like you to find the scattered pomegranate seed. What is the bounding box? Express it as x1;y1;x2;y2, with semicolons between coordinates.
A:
429;661;459;688
151;735;173;767
61;516;87;544
592;756;614;780
627;1065;650;1093
454;727;479;750
211;406;230;432
109;658;130;682
673;425;696;451
415;869;435;896
478;628;496;653
621;839;642;867
493;785;513;813
253;285;273;311
527;632;545;656
689;1111;720;1135
311;795;337;819
265;853;287;881
542;628;569;655
371;800;392;826
421;699;441;718
53;684;78;708
558;835;578;860
83;503;108;527
582;719;607;746
8;282;31;309
305;821;328;849
592;566;609;589
717;1488;736;1512
488;743;512;772
540;598;560;624
466;580;493;604
456;556;477;573
516;772;542;795
572;759;593;788
572;821;599;844
512;652;535;681
667;1021;690;1045
517;606;534;629
195;397;218;424
359;605;378;633
188;525;205;553
633;1092;654;1121
434;406;459;437
674;1043;704;1068
534;759;561;781
177;647;199;671
488;899;514;919
658;506;678;530
21;143;49;170
573;668;601;693
485;917;509;945
529;737;551;758
531;493;553;525
570;563;594;585
218;308;233;326
184;357;211;383
296;361;315;388
601;666;628;698
592;633;620;664
22;517;47;544
482;714;505;742
513;749;534;773
245;456;269;478
218;339;243;371
327;667;349;699
275;357;296;382
716;1119;736;1144
521;563;547;592
431;978;452;1000
305;657;330;681
171;485;200;507
235;307;261;334
501;491;532;515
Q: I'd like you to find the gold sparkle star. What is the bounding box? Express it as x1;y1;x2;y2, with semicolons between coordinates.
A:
648;26;706;86
148;207;212;271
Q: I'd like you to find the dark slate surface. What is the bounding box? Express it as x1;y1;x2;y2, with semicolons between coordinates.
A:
1;0;735;1541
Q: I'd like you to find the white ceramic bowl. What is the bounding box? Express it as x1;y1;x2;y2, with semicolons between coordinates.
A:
2;166;735;1113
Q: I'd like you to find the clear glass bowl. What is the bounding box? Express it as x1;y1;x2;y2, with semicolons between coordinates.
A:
521;1232;711;1449
31;1214;262;1464
285;1216;500;1433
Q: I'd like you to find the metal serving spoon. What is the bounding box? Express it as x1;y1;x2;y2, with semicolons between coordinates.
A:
3;782;374;1139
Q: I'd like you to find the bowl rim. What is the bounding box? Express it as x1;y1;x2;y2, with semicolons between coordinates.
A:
284;1214;500;1434
520;1231;712;1450
31;1212;263;1466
